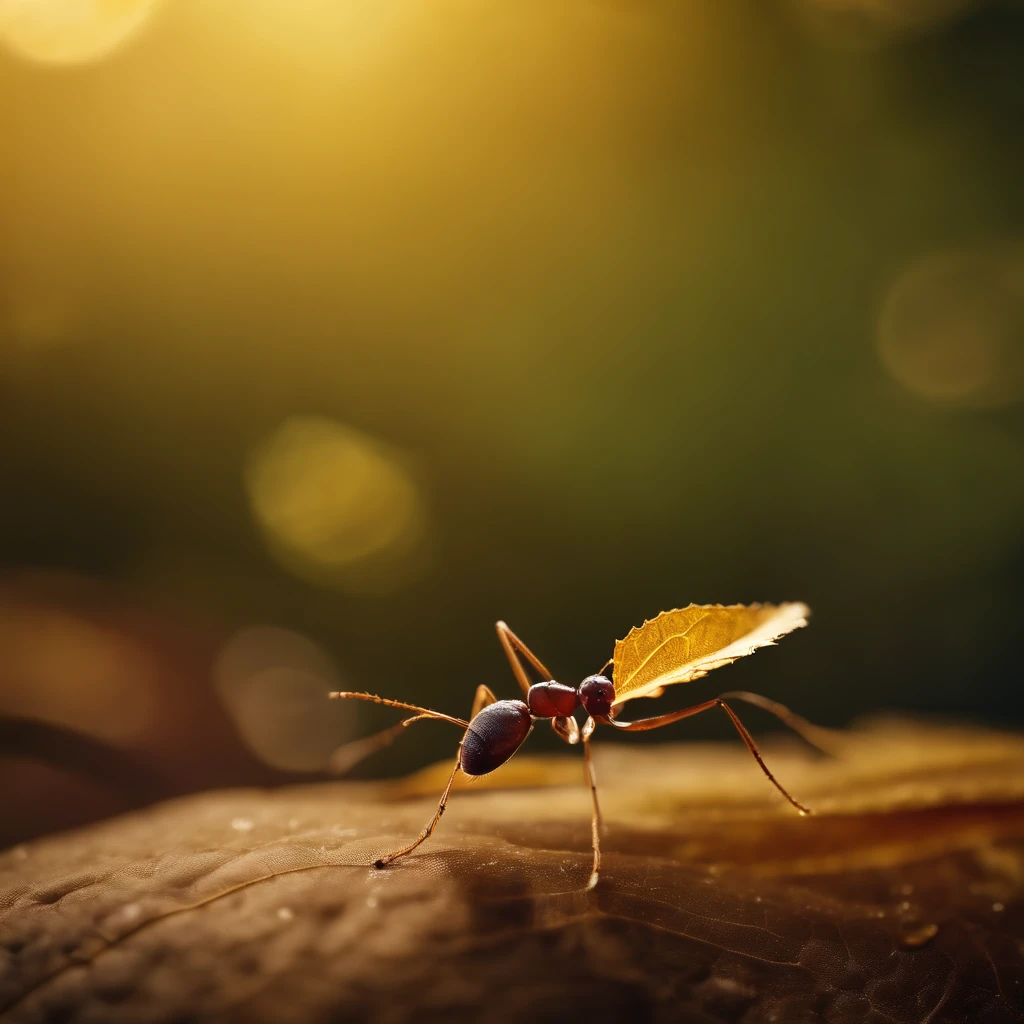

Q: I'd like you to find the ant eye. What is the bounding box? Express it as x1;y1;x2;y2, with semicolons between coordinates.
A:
579;675;615;718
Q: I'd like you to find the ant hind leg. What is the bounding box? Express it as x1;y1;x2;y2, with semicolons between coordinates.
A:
583;735;602;889
374;750;463;868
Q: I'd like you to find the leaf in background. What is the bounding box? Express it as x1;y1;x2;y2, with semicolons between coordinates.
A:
612;602;810;705
2;719;1023;1024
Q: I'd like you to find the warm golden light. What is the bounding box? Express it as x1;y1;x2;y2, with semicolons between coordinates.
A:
245;416;429;593
214;626;352;772
878;245;1024;408
0;0;161;65
226;0;409;66
6;292;68;348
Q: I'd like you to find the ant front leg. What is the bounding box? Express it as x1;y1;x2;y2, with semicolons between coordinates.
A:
605;696;813;816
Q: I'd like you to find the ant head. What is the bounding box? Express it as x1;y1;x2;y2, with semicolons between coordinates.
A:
578;675;615;718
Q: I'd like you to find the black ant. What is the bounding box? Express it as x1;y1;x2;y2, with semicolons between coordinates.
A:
330;618;822;889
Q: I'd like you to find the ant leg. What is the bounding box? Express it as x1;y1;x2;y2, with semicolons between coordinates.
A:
606;697;812;815
495;621;555;697
374;751;462;868
471;684;498;718
583;735;602;890
551;715;580;744
717;690;840;755
329;690;469;729
328;714;437;776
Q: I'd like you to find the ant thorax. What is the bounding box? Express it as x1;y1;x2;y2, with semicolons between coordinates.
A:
526;681;579;718
527;675;615;720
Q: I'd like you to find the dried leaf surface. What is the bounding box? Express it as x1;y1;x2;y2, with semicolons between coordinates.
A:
612;603;810;705
2;719;1023;1024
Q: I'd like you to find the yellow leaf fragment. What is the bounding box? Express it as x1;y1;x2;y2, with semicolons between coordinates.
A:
611;602;809;705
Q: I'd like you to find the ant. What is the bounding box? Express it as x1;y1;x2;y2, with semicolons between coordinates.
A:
330;617;822;889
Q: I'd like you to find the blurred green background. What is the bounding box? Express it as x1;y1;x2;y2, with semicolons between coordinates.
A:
2;0;1023;845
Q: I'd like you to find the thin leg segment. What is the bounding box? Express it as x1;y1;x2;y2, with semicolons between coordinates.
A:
551;715;580;745
374;752;463;868
583;736;602;890
716;690;840;755
495;621;555;697
471;684;499;718
328;714;435;775
605;697;812;815
329;691;469;729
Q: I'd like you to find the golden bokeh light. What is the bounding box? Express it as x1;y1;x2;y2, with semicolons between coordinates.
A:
214;626;352;772
0;0;161;65
225;0;410;69
245;416;430;593
878;244;1024;408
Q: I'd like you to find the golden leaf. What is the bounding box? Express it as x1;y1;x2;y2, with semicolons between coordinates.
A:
611;602;809;705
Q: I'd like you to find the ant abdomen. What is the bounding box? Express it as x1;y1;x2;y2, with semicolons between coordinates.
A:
527;681;580;718
460;700;532;776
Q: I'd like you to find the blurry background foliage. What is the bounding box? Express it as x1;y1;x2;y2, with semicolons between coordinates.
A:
1;0;1024;844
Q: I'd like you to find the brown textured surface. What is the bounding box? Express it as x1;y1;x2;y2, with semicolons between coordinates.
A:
2;720;1024;1023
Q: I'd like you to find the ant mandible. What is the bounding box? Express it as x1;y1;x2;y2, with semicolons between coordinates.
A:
330;616;820;889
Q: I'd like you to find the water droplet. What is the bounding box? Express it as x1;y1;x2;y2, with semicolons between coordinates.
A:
277;907;294;921
231;817;254;833
898;901;912;913
993;902;1005;913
